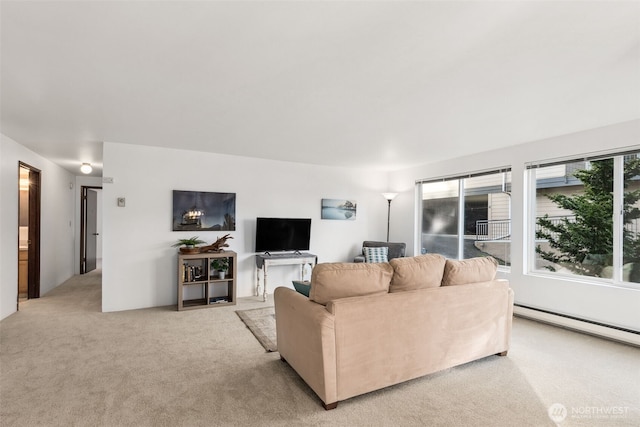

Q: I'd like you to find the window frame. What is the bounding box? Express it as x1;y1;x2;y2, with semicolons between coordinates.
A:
525;150;640;289
416;166;512;270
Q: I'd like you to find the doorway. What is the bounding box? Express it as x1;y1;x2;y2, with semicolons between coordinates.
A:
80;186;102;274
17;162;41;308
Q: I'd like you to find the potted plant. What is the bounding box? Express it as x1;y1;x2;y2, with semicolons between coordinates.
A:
211;257;230;279
172;236;206;254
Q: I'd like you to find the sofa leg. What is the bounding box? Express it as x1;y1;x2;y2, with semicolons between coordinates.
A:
323;402;338;410
497;351;508;356
280;356;288;364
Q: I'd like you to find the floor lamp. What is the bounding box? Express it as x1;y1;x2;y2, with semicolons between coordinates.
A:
382;192;398;242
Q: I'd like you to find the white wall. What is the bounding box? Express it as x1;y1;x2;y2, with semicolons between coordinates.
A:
102;142;389;312
389;120;640;332
7;119;637;332
0;134;76;320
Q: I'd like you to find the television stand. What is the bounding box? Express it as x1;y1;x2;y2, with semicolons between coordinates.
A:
255;252;317;302
261;250;303;256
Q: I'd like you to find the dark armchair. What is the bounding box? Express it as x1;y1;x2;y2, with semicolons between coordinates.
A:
354;240;407;263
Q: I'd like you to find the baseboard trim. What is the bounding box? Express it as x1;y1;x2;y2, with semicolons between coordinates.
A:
513;305;640;347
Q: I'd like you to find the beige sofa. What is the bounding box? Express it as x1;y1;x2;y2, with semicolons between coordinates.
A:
274;254;514;410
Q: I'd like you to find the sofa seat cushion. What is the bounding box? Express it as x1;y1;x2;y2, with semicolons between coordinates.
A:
309;262;393;305
442;257;498;286
389;254;446;292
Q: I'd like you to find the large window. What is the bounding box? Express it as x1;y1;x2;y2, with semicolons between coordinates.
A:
418;168;511;266
528;151;640;284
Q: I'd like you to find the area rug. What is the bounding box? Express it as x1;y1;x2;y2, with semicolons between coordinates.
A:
235;307;277;352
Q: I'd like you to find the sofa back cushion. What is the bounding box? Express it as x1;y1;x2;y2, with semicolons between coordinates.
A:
309;262;393;305
388;254;446;292
441;257;498;286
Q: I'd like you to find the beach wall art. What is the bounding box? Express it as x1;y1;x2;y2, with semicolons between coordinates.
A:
321;198;357;220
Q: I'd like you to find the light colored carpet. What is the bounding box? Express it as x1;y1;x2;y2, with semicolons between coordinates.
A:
1;270;639;426
236;307;277;352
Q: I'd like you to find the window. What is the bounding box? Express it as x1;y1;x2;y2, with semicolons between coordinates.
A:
623;154;640;283
528;150;640;284
417;168;511;266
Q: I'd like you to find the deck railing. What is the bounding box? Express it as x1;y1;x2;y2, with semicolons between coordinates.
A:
475;216;574;241
476;215;640;241
475;219;511;241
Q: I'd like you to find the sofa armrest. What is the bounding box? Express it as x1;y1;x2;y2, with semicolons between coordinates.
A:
274;287;337;406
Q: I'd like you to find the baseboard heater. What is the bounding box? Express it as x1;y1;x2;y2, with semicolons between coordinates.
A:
514;304;640;347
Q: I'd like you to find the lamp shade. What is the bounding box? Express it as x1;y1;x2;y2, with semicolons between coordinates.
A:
382;192;398;201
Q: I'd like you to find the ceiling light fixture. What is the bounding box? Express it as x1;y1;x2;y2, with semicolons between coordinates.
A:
80;163;93;174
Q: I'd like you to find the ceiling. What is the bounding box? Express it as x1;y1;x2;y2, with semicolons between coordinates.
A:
2;1;639;177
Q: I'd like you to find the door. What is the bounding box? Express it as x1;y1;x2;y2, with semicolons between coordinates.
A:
18;166;29;301
17;162;41;307
85;189;98;273
27;167;41;299
81;186;101;274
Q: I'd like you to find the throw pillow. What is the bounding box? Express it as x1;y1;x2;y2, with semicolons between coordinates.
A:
292;280;311;297
389;254;446;292
363;246;389;263
309;262;393;305
441;256;498;286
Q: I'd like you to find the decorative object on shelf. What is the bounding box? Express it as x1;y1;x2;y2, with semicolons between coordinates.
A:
182;264;204;282
172;236;206;254
211;257;230;279
199;233;234;253
172;190;236;231
321;198;357;220
382;192;398;242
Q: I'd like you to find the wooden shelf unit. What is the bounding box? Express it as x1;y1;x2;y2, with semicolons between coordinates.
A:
177;250;237;311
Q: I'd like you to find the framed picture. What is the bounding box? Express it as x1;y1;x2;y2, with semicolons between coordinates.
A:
173;190;236;231
321;198;357;220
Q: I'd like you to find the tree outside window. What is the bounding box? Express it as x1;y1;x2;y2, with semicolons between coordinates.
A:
534;154;640;282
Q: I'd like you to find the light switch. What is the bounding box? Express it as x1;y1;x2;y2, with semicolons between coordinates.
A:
117;197;126;207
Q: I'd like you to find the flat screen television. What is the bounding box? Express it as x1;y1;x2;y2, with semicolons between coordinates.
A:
255;217;311;253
